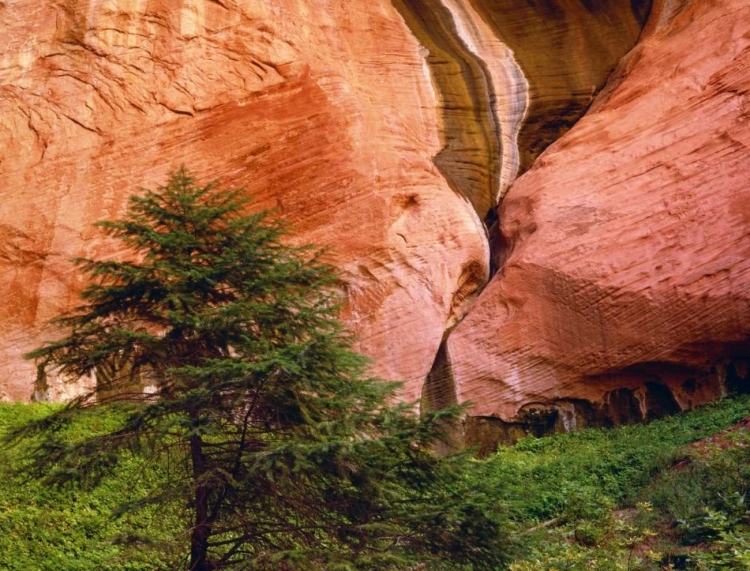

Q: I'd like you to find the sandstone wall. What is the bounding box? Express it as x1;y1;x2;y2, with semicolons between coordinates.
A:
0;0;490;401
1;0;649;404
448;0;750;435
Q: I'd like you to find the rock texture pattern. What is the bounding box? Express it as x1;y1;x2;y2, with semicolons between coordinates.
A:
448;0;750;432
0;0;490;401
0;0;647;403
463;0;651;180
391;0;648;215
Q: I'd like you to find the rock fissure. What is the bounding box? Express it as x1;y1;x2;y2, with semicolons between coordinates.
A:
447;0;750;448
397;0;657;430
466;0;653;174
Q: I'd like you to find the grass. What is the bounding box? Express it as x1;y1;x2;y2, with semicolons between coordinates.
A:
0;403;180;571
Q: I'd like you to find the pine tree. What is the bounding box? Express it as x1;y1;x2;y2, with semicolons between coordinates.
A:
12;168;507;570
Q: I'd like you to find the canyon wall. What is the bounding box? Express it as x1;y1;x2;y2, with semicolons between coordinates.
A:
1;0;487;401
448;0;750;447
4;0;747;443
0;0;648;404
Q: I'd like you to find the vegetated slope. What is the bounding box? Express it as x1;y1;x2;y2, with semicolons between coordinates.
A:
1;396;749;570
471;394;750;570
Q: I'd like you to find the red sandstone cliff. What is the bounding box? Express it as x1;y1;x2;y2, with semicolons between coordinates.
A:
2;0;747;438
0;0;644;405
0;0;495;401
448;0;750;435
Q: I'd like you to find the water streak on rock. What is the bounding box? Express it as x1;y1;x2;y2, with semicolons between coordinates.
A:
391;0;502;222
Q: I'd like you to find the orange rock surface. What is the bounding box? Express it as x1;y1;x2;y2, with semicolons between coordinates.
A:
0;0;489;401
448;0;750;422
9;0;742;429
0;0;650;405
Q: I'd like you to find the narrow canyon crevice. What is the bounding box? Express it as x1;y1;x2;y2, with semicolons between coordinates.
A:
467;0;653;174
4;0;747;426
420;339;463;453
402;0;657;435
421;339;457;412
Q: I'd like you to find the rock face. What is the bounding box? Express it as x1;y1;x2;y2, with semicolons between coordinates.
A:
0;0;489;401
7;0;748;438
448;0;750;438
0;0;647;402
461;0;651;177
390;0;648;215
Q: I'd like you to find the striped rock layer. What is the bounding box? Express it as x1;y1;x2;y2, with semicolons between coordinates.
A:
8;0;745;444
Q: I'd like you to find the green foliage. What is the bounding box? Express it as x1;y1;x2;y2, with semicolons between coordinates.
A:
10;168;507;570
5;170;749;571
0;403;180;571
688;510;750;570
472;395;750;525
2;394;749;570
643;429;750;569
464;394;750;570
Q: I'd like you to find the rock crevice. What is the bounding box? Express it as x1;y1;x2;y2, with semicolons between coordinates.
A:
390;0;504;223
447;0;750;444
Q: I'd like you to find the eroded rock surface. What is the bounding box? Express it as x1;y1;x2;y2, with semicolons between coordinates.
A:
391;0;648;216
448;0;750;428
465;0;651;180
1;0;651;403
0;0;492;401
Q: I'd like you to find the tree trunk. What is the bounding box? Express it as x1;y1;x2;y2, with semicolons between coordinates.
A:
189;431;212;571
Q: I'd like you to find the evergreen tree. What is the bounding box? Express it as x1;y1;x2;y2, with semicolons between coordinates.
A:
12;168;507;570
